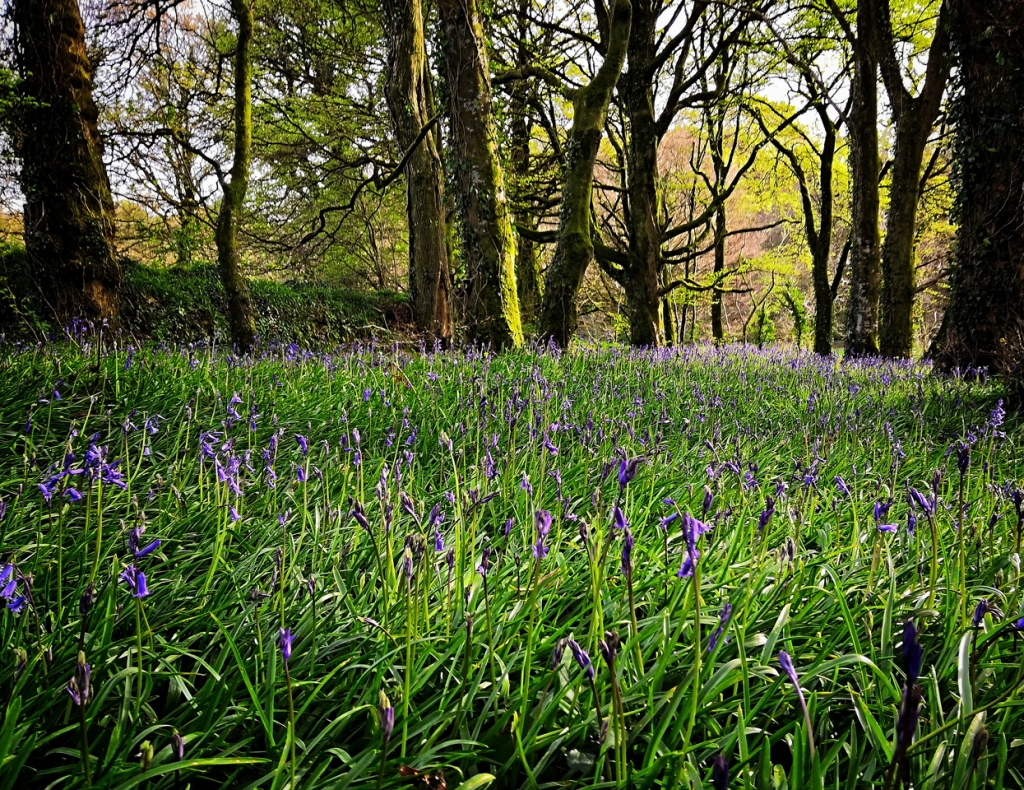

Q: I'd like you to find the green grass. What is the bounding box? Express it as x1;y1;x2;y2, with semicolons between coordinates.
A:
0;338;1022;789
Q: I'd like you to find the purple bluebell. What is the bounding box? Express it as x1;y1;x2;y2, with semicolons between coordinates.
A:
612;505;628;531
903;620;923;683
533;510;553;559
757;497;775;532
229;505;241;522
779;650;815;753
712;755;728;790
973;599;990;627
598;630;620;665
379;690;395;742
477;545;492;577
618;458;640;490
172;731;185;761
67;651;91;707
707;603;732;652
874;500;892;524
703;486;714;517
129;527;160;559
567;638;594;681
834;476;851;497
279;627;293;663
350;499;370;531
877;522;898;534
908;487;934;516
551;638;566;668
7;596;26;614
119;564;150;598
621;527;634;577
504;517;513;538
660;512;680;531
956;442;970;476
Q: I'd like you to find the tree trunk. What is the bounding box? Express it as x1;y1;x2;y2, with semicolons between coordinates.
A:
538;0;632;348
620;0;661;347
12;0;120;324
931;0;1024;381
876;0;950;358
710;200;726;341
214;0;257;352
843;0;882;357
812;122;837;356
436;0;522;349
509;0;542;324
383;0;453;344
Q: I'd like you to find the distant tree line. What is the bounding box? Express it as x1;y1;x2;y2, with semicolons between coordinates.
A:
1;0;1021;376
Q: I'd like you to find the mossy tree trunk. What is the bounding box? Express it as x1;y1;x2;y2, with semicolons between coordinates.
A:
538;0;632;348
214;0;257;352
843;0;882;357
875;1;950;359
12;0;120;324
383;0;453;344
436;0;522;349
932;0;1024;381
509;0;542;324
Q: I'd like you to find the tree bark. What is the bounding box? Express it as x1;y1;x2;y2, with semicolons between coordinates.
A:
383;0;453;344
214;0;257;352
876;1;950;358
619;0;661;347
538;0;632;348
509;0;542;324
12;0;121;324
709;105;728;342
931;0;1024;381
843;0;882;357
436;0;523;349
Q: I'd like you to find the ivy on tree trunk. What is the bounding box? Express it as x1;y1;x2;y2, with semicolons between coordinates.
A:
383;0;453;344
13;0;121;324
932;0;1024;386
215;0;257;353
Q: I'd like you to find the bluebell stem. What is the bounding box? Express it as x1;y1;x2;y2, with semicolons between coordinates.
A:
712;754;729;790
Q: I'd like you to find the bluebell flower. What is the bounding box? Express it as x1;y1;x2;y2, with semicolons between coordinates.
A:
612;505;628;531
834;476;851;497
379;690;394;742
621;528;634;577
295;435;309;455
279;627;293;663
877;522;898;534
66;651;91;707
618;458;640;490
707;603;732;652
7;596;26;614
567;638;594;681
120;564;150;598
533;510;552;559
712;755;728;790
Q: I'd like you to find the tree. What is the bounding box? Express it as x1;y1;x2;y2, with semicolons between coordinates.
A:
931;0;1024;382
875;0;950;357
538;0;632;347
11;0;121;323
829;0;882;357
214;0;257;351
436;0;523;348
383;0;453;343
